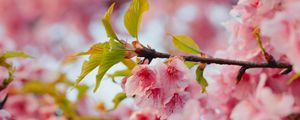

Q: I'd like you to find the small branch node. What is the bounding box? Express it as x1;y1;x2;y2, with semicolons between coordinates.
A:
236;66;249;84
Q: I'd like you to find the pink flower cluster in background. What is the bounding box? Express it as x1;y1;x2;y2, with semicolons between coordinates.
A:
1;0;300;120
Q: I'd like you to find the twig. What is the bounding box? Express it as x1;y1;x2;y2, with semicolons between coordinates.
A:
135;47;293;83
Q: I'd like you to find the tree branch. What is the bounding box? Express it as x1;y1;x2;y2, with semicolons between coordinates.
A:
135;47;293;82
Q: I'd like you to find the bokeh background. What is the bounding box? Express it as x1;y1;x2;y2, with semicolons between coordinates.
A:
0;0;237;118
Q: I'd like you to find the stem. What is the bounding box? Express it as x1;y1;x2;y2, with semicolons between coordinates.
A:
135;47;293;82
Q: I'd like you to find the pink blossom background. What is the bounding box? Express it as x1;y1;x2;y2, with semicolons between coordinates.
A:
1;0;300;120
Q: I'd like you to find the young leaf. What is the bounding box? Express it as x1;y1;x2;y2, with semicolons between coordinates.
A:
76;43;104;56
2;70;15;87
94;39;125;92
102;3;119;40
288;72;300;84
3;51;31;58
172;35;201;54
196;66;208;93
184;61;198;69
122;59;137;70
22;81;57;95
75;43;106;86
76;84;89;99
0;56;11;69
108;69;132;82
110;92;127;111
124;0;149;38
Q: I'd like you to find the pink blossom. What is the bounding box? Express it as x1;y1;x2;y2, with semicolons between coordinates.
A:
125;65;157;97
5;94;39;118
0;109;13;120
260;1;300;71
231;87;295;120
109;104;134;120
168;99;200;120
4;94;64;120
160;92;191;119
231;0;282;23
124;58;197;119
134;88;164;110
159;59;190;89
129;108;159;120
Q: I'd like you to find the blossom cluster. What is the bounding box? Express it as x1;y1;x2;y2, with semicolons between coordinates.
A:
122;0;300;119
124;58;198;119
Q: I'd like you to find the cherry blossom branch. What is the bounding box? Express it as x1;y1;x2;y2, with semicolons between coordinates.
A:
135;47;293;83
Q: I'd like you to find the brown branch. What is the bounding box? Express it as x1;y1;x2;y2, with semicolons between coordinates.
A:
135;47;293;83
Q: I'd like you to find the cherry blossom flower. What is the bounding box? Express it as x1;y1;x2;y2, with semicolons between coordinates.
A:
129;108;159;120
0;109;13;120
125;65;158;97
231;87;295;120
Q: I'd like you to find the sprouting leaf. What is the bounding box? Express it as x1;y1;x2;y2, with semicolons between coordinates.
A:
108;69;132;82
102;3;119;40
0;51;30;90
62;55;78;64
76;43;104;56
0;69;15;91
124;0;149;38
94;39;125;92
0;56;11;69
22;81;56;95
122;59;136;70
2;70;15;87
76;84;89;99
75;43;106;86
184;61;198;69
196;66;208;93
3;51;31;58
108;59;136;83
109;69;132;78
288;72;300;84
172;35;201;54
110;92;126;111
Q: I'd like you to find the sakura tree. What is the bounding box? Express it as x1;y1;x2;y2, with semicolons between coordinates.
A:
1;0;300;120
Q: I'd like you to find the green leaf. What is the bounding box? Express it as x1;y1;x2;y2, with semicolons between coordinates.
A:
172;35;201;54
184;61;198;69
102;3;119;40
94;39;125;92
109;69;132;78
75;43;106;86
108;69;132;83
22;81;56;95
288;72;300;84
196;66;208;93
124;0;149;38
0;57;11;69
0;51;30;69
76;84;89;99
110;92;126;111
3;51;31;58
76;43;104;56
122;59;136;70
2;70;15;87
